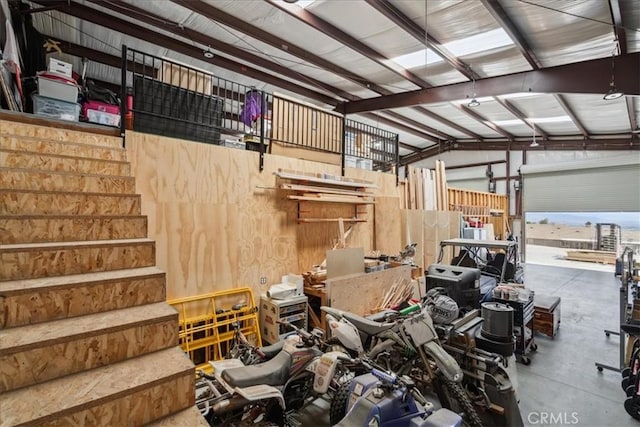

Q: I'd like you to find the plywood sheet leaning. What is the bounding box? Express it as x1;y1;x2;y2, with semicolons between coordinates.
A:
374;197;402;255
326;247;364;279
423;168;434;210
326;265;412;316
407;166;416;209
423;211;462;269
413;167;424;210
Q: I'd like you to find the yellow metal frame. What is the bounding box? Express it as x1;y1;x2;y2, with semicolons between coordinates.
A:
168;287;262;372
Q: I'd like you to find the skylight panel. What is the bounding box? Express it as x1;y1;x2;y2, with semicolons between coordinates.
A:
527;116;573;124
443;28;514;57
391;49;443;69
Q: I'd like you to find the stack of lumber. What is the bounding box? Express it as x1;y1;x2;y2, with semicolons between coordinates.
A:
374;277;414;312
402;160;448;210
565;249;618;265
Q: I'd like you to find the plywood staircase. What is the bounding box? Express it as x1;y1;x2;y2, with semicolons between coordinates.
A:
0;119;207;426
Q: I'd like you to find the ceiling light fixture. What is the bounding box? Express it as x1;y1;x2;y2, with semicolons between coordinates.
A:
530;123;539;148
203;46;214;59
604;41;623;101
467;68;480;108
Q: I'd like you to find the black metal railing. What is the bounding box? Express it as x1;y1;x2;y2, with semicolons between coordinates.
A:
344;118;399;173
120;46;398;177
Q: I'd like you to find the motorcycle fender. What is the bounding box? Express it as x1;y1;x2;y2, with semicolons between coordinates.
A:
327;315;365;355
310;351;344;394
210;359;245;394
234;384;286;409
423;341;463;383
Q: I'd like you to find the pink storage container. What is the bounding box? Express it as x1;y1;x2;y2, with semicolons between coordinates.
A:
82;100;120;118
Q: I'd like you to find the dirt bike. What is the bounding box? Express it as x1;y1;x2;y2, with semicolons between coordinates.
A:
322;304;483;427
196;320;350;426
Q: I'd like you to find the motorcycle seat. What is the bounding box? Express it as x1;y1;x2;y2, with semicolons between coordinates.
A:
622;323;640;336
259;340;285;359
222;350;291;388
344;312;396;336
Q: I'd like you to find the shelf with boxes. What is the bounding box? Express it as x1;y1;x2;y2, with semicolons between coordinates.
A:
275;169;376;224
259;294;308;345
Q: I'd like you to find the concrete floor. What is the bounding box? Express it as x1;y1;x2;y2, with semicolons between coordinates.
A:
298;261;634;426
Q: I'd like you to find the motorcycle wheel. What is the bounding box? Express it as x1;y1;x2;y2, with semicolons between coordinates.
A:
440;378;485;427
329;379;352;426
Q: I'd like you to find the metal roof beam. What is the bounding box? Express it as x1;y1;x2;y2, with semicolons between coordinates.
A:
480;0;542;69
172;0;475;140
494;97;549;139
609;0;627;55
401;138;638;164
342;53;640;113
412;107;481;140
364;0;477;80
36;0;339;105
265;0;431;89
90;0;352;101
46;36;158;78
454;105;515;141
627;97;638;137
360;113;439;143
554;94;589;138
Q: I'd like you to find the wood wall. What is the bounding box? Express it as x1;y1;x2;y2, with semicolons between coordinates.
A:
126;132;398;301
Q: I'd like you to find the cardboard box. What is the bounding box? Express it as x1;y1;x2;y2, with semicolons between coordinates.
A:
38;73;78;103
49;58;73;78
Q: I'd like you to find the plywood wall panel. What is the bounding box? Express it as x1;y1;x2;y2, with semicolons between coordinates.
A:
125;131;400;304
374;197;402;255
327;265;412;316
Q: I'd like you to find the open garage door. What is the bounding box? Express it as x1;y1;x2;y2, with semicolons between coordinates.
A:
521;156;640;212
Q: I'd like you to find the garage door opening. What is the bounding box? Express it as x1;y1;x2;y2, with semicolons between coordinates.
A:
524;212;640;272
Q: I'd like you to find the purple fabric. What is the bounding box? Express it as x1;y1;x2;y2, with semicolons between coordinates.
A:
240;90;264;126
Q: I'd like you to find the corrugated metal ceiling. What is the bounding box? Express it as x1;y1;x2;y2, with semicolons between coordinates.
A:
21;0;639;159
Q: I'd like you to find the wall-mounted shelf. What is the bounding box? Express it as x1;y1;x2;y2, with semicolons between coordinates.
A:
275;168;375;224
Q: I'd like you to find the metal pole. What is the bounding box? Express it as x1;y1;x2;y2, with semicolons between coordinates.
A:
340;115;346;177
120;45;128;146
395;134;399;186
259;90;265;172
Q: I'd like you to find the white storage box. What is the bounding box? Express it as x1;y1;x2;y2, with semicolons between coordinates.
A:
87;109;121;127
48;58;73;78
37;73;78;103
32;94;80;122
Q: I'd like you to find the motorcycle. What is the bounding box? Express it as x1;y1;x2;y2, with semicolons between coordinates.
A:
335;367;463;427
197;321;350;426
323;304;482;426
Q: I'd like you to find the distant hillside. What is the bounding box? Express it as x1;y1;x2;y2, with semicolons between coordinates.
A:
526;223;640;242
526;212;640;229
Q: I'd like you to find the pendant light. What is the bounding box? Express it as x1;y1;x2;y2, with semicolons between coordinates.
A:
530;123;539;148
604;41;623;100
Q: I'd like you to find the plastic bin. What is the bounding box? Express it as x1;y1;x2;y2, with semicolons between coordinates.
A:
87;109;121;127
32;94;80;122
37;73;78;103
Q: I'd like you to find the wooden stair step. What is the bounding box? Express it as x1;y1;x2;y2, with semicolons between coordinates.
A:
0;238;156;281
0;215;148;244
0;267;166;328
147;405;209;426
0;168;135;194
0;189;141;216
0;135;126;161
0;149;130;176
0;120;123;149
0;346;195;426
0;302;178;392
